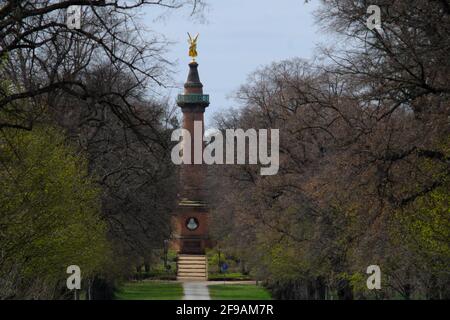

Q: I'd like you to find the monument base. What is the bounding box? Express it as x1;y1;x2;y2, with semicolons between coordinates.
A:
171;199;212;254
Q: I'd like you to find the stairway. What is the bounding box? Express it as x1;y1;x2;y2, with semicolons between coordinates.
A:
177;254;208;281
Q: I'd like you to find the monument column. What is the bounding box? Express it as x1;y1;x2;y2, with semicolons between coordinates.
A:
171;34;211;255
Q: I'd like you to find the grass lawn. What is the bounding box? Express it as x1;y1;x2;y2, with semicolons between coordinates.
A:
115;281;183;300
208;272;252;281
208;284;272;300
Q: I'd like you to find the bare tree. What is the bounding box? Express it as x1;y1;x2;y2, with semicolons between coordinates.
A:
0;0;203;130
209;1;450;297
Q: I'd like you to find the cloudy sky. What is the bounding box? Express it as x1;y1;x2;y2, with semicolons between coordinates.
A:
143;0;326;127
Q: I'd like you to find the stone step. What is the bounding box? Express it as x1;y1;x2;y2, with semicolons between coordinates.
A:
178;259;206;263
178;268;206;273
178;272;206;276
177;254;208;281
177;272;206;276
178;270;206;274
178;264;206;270
178;262;206;266
178;260;206;264
177;276;207;281
178;267;206;272
178;272;207;277
178;266;206;270
178;255;206;260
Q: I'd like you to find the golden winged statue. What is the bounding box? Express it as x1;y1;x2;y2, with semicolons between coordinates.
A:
187;32;199;61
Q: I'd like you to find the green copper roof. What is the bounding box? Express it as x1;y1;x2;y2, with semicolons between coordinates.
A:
177;94;209;104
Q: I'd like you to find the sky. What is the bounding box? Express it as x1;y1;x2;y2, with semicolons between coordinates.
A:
143;0;325;127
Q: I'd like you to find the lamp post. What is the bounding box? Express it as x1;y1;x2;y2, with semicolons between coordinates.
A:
163;239;169;270
218;247;221;274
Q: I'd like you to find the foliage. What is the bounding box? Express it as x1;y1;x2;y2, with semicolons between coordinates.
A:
209;0;450;299
0;126;110;299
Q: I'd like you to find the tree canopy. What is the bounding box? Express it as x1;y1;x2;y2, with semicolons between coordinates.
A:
0;126;110;299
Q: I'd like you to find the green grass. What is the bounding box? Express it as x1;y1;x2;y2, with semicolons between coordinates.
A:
208;284;272;300
208;272;252;281
115;281;183;300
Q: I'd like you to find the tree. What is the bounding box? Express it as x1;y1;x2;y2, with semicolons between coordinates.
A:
209;0;450;298
0;125;110;299
1;0;198;296
0;0;203;130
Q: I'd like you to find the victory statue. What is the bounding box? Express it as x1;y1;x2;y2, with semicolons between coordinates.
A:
187;32;199;61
